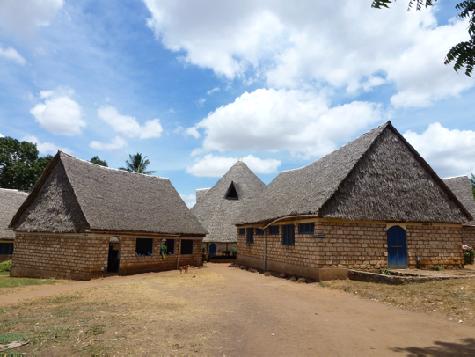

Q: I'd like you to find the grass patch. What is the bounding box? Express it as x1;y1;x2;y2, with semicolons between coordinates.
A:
0;333;27;344
323;278;475;325
0;274;54;289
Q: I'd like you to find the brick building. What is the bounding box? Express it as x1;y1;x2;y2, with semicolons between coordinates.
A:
0;188;27;262
192;161;265;258
235;122;471;280
444;176;475;248
9;151;206;280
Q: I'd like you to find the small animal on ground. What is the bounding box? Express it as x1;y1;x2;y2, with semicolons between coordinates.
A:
179;265;190;274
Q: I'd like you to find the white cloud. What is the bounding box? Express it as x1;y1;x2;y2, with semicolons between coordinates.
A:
30;89;85;135
180;193;196;208
190;88;382;158
185;127;200;139
207;87;220;95
89;136;127;151
404;122;475;177
187;154;281;177
0;46;26;65
144;1;474;106
0;0;63;37
97;106;163;139
22;134;68;155
0;133;4;137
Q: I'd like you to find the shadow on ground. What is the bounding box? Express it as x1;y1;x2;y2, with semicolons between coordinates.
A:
392;338;475;356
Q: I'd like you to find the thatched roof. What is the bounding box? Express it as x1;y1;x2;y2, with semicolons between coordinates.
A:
11;152;206;235
444;176;475;226
192;161;265;243
237;121;471;225
0;188;28;239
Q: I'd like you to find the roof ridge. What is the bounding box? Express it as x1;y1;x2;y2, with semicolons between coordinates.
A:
58;151;168;181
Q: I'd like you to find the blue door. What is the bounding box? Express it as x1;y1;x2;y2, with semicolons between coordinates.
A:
208;243;217;257
387;226;407;268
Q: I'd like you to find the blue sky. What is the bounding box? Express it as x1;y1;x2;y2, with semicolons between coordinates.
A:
0;0;474;207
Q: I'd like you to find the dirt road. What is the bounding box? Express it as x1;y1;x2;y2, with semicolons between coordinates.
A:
1;264;474;356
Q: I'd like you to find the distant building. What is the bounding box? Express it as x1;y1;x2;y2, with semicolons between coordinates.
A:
10;151;206;280
444;176;475;248
236;122;471;280
0;188;28;262
192;161;265;258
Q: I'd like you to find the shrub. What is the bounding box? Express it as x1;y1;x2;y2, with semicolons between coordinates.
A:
230;246;237;257
0;260;12;272
464;250;474;265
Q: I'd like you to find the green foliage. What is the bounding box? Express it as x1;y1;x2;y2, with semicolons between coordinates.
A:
464;249;474;264
0;136;52;191
471;174;475;198
119;153;154;174
372;0;475;76
0;332;27;344
90;156;108;167
230;246;238;257
0;260;12;272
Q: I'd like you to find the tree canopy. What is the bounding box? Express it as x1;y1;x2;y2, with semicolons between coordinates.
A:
471;173;475;198
120;153;154;174
0;136;52;191
372;0;475;76
90;156;108;167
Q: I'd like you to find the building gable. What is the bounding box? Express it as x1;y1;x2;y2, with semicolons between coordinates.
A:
321;126;468;223
12;160;89;232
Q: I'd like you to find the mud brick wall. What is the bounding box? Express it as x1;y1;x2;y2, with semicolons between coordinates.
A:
11;232;109;280
462;225;475;248
119;236;202;275
237;219;464;274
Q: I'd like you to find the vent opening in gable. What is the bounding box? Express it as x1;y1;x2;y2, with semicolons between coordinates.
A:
224;181;239;200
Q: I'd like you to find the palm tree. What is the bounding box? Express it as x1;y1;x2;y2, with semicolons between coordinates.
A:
120;153;154;174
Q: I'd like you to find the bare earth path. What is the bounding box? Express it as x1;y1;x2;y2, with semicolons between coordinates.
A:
1;263;474;356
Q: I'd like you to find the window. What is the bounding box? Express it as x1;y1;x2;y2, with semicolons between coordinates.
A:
298;223;315;235
281;224;295;246
268;225;279;235
224;181;239;200
136;238;153;256
180;239;194;254
0;243;13;255
165;239;175;254
238;228;245;236
255;228;264;236
246;228;254;244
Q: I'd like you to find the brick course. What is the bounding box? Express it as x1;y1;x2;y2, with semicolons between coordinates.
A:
11;232;202;280
237;218;463;278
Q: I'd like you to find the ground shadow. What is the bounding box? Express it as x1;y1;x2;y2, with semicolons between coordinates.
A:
392;338;475;356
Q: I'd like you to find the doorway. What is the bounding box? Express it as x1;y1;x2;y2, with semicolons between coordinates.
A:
107;243;120;273
387;226;407;268
208;243;217;258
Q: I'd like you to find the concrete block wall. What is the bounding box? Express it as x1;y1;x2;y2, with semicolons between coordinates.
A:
237;218;464;277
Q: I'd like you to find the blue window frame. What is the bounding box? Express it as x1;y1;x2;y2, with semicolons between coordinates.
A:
281;224;295;246
298;223;315;235
246;228;254;244
268;225;279;235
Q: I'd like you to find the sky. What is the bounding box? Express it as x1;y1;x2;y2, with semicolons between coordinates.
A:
0;0;474;207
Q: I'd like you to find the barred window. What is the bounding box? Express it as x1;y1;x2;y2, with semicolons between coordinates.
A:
0;243;13;255
268;225;279;235
136;238;153;256
281;224;295;246
246;228;254;244
298;223;315;235
255;228;264;236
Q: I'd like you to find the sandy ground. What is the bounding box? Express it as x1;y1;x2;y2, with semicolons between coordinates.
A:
1;263;474;356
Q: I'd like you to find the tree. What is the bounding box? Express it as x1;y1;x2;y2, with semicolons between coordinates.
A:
471;173;475;198
372;0;475;76
90;156;108;167
120;153;154;174
0;136;52;191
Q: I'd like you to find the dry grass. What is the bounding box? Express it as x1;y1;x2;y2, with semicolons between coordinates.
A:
321;278;475;325
0;269;225;356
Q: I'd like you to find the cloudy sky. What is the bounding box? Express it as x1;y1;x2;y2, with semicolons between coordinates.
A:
1;0;474;207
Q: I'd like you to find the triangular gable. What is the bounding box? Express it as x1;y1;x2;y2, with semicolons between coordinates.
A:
11;153;89;232
321;123;471;223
